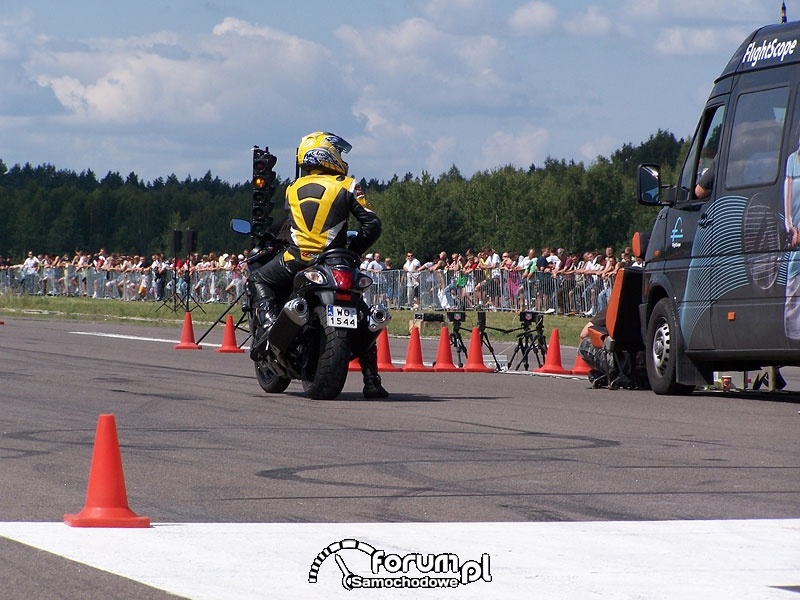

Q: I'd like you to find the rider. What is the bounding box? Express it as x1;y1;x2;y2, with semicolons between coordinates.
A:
248;131;388;398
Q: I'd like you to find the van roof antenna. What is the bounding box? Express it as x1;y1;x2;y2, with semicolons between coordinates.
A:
781;1;787;23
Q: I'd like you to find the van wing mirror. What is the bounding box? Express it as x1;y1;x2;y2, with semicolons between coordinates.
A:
637;164;662;206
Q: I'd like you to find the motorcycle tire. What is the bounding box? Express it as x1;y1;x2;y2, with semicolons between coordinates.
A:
301;306;351;400
254;360;291;394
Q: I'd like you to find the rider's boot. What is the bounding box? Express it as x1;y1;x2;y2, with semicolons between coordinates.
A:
249;299;277;361
360;345;389;398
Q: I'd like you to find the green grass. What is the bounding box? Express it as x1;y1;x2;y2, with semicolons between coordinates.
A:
0;295;589;346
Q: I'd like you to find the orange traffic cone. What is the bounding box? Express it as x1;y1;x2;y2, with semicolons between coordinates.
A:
570;351;592;375
463;327;494;373
175;311;201;350
64;414;150;528
348;357;362;372
534;328;572;375
402;326;432;372
377;328;401;372
433;325;462;372
216;314;245;353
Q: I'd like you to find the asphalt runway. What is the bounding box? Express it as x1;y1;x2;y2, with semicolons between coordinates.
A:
0;315;798;598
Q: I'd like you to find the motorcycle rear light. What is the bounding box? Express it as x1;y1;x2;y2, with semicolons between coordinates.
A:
332;268;354;291
356;275;373;289
335;291;352;302
303;270;325;285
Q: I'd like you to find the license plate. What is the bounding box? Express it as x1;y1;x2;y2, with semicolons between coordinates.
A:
326;305;358;329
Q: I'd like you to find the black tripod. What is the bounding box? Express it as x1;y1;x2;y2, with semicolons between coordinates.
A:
476;311;502;372
449;318;469;368
507;313;548;371
196;286;249;346
156;262;204;314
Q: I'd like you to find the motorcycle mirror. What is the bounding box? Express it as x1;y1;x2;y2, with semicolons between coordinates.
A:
230;218;251;235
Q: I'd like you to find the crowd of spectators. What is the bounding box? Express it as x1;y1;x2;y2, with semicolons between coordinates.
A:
1;244;642;316
360;244;642;316
0;249;250;303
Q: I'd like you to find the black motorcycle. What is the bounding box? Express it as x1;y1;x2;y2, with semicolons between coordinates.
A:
231;219;390;400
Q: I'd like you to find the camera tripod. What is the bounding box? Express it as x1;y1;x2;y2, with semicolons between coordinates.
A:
476;312;503;372
449;319;469;368
155;264;204;314
507;319;548;371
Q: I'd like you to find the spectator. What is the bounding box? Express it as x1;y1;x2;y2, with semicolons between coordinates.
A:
535;247;554;312
403;251;421;308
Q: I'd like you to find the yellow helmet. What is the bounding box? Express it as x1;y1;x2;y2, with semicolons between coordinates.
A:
296;131;352;176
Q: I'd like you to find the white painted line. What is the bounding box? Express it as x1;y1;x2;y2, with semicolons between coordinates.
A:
0;520;797;599
70;331;223;348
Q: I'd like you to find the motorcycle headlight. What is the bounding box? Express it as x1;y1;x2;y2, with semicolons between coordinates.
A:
303;270;325;285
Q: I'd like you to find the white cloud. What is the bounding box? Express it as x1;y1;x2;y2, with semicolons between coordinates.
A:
563;6;612;37
412;0;496;34
653;27;747;56
508;2;558;36
480;126;549;171
579;134;618;162
25;18;336;127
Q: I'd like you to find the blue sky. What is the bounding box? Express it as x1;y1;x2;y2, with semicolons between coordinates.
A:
0;0;787;185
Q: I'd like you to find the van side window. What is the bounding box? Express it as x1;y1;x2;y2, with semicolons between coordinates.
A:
679;105;724;203
725;86;788;189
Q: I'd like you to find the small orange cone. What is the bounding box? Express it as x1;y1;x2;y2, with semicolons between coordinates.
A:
377;328;401;372
348;356;362;372
433;325;463;372
175;311;201;350
534;328;572;375
64;414;150;528
216;314;245;353
402;326;432;372
463;327;494;373
570;351;592;375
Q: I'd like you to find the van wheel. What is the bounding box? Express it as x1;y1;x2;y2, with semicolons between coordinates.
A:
646;298;694;395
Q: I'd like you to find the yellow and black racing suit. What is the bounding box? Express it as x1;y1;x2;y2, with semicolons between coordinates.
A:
249;171;381;304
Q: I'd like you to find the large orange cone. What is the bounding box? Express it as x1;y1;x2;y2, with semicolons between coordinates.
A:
216;314;245;353
377;328;401;372
534;328;572;375
174;311;201;350
402;326;432;372
64;414;150;528
570;351;592;375
433;325;463;372
463;327;494;373
348;357;362;372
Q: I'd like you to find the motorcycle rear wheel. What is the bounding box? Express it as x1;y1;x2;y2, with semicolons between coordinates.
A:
254;360;291;394
301;307;351;400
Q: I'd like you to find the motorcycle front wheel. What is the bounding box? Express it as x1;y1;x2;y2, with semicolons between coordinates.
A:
301;307;351;400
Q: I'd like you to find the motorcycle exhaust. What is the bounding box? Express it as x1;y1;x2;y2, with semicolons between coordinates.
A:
268;298;309;353
367;305;391;332
283;298;309;325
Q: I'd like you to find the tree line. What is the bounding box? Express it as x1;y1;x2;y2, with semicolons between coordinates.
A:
0;129;685;262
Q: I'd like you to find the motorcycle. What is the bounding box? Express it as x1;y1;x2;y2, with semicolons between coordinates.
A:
230;218;391;400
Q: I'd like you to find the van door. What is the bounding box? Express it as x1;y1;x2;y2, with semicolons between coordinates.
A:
710;82;790;352
669;103;726;351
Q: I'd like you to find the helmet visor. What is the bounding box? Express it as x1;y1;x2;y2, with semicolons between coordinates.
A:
324;133;352;155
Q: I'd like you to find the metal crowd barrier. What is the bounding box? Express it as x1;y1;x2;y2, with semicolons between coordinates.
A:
0;265;247;304
0;265;619;316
